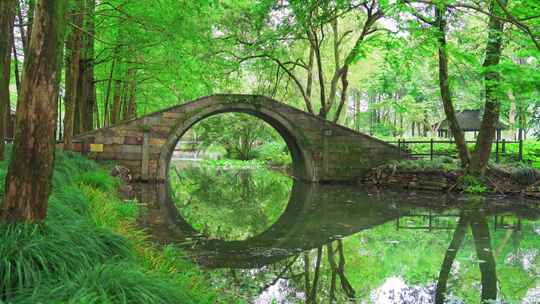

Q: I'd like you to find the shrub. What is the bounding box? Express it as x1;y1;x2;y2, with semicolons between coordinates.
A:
460;175;488;194
253;142;292;167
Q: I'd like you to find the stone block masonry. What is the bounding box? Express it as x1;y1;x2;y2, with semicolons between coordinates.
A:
73;94;405;182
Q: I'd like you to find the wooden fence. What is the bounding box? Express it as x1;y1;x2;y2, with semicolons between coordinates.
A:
386;139;526;163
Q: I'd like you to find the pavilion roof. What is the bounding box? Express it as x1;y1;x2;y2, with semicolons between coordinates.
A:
437;109;507;131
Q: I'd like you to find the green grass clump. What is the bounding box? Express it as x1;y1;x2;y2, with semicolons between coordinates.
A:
0;221;131;299
199;158;265;169
77;170;119;193
11;264;189;304
460;175;488;194
389;157;459;172
0;147;222;303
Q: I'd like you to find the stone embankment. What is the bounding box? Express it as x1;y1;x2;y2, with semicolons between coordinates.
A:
362;165;540;199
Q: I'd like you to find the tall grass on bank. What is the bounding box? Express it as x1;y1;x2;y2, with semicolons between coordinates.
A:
0;148;220;304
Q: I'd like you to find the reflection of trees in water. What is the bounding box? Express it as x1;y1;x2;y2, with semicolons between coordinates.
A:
169;165;292;240
220;239;357;303
327;240;356;301
435;210;497;304
216;207;538;303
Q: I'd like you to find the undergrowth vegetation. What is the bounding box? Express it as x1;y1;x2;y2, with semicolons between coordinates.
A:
388;157;460;172
0;147;222;304
459;175;488;194
387;137;540;169
252;142;292;167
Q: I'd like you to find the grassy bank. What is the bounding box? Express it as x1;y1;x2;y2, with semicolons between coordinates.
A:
0;147;225;304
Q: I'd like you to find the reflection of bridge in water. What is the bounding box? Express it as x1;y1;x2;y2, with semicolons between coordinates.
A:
136;181;539;269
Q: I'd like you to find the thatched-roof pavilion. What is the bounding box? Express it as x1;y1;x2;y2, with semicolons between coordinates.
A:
437;110;507;139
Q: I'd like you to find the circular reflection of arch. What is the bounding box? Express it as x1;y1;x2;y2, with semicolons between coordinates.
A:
169;154;294;241
157;97;314;182
138;181;406;269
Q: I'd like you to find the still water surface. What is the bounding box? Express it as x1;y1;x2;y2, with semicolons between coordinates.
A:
137;163;540;304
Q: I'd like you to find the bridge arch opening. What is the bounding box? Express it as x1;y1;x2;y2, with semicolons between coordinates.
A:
165;110;299;240
157;100;313;183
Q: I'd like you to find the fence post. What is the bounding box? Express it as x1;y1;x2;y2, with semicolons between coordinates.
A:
502;139;506;155
495;139;500;163
518;139;523;162
430;138;434;160
398;139;401;157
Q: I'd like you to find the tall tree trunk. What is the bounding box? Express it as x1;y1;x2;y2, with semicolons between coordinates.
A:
305;45;315;114
74;85;81;135
1;0;68;222
328;17;341;115
435;5;470;167
313;41;326;119
94;92;100;128
63;0;84;151
469;0;507;174
103;55;117;127
307;26;326;118
507;90;516;139
125;68;137;120
26;0;35;50
332;67;349;123
0;0;16;161
78;0;95;133
110;79;122;125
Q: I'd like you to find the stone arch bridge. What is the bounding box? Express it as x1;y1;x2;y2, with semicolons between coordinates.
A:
73;94;403;182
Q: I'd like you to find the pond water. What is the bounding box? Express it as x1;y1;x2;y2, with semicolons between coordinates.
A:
137;163;540;304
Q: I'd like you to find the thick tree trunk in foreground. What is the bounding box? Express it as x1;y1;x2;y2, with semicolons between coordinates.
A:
469;0;507;174
0;0;16;161
435;5;470;167
1;0;68;222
